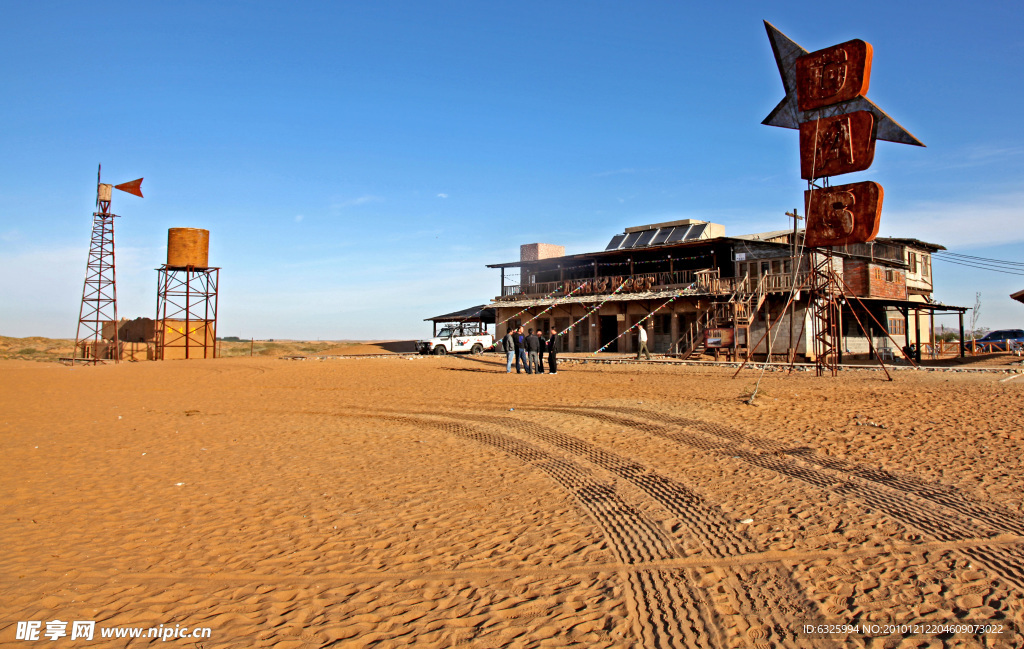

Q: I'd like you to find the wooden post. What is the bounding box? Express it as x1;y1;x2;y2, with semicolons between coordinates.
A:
929;310;935;358
670;310;679;355
903;306;910;355
501;267;505;295
959;312;965;359
914;308;922;363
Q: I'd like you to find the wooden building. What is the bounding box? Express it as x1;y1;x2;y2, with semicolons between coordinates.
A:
487;219;965;361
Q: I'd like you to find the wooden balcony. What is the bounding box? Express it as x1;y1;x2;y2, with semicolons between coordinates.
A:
499;269;811;301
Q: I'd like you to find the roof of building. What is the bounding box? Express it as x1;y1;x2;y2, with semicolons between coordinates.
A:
424;305;495;323
876;237;946;252
487;222;946;269
1011;289;1024;304
733;229;798;242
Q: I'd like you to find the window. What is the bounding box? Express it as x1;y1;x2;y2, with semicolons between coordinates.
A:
885;268;895;282
923;256;930;279
909;252;918;274
888;318;905;335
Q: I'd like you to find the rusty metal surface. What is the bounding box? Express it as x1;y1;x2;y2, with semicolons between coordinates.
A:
114;178;144;198
762;21;924;147
804;181;884;247
799;110;876;179
796;39;872;111
166;228;210;268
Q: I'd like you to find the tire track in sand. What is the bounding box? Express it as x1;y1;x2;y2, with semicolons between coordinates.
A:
549;405;1024;592
371;413;723;649
607;405;1024;538
450;412;826;649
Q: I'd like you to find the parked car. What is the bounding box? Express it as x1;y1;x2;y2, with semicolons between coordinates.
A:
417;326;494;355
963;329;1024;352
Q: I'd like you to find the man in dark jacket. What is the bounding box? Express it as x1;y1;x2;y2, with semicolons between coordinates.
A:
526;328;541;374
546;326;559;374
514;326;528;373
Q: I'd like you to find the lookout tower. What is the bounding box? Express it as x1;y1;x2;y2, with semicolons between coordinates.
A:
155;228;220;360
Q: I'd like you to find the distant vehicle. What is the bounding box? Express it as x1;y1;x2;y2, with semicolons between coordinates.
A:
963;329;1024;352
417;325;494;355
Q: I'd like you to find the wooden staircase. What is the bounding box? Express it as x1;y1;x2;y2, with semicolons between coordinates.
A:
674;273;769;360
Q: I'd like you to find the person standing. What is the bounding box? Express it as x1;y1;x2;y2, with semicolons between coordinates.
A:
502;328;515;373
537;327;547;372
637;323;652;360
526;328;541;374
515;326;528;373
546;326;559;374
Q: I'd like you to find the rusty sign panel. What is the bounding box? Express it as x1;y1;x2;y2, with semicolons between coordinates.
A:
796;39;872;112
705;328;735;348
804;181;883;247
799;110;876;179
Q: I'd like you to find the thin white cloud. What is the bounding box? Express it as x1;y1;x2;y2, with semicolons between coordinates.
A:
294;214;304;223
330;195;383;210
882;191;1024;248
436;193;448;199
964;145;1024;162
594;168;637;177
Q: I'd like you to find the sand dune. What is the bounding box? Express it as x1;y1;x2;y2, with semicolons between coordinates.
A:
1;354;1022;647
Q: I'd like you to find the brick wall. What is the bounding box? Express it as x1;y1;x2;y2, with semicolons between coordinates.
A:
520;243;565;261
868;264;908;299
843;259;870;296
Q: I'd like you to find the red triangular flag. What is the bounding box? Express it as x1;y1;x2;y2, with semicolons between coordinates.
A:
114;178;144;198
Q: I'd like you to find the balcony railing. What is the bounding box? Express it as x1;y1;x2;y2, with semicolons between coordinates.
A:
500;269;812;300
501;269;699;299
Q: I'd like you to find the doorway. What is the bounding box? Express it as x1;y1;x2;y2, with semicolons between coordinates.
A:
599;316;618;352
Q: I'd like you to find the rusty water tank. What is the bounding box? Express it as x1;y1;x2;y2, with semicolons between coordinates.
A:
167;228;209;268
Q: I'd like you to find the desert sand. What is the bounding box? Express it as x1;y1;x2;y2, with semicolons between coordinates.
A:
1;351;1023;648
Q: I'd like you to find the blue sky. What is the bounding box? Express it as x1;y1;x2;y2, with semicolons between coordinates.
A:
2;1;1022;339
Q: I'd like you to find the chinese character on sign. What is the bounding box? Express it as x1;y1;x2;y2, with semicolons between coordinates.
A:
796;39;872;111
70;621;95;641
799;111;876;179
44;621;67;641
804;181;884;247
15;621;41;641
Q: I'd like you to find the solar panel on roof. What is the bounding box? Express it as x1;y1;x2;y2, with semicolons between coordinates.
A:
687;223;707;239
605;234;626;250
633;230;657;248
666;226;691;243
651;228;673;245
621;231;643;248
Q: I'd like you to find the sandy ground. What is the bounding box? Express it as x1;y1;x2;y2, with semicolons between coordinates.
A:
1;353;1023;648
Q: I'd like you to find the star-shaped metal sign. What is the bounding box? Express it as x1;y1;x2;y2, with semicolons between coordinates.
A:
762;20;924;147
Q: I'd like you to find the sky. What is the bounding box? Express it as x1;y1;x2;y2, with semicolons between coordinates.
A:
2;1;1022;340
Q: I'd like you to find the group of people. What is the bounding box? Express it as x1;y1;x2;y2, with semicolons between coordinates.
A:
500;326;558;374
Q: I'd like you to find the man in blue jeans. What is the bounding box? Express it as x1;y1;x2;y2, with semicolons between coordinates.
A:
515;326;529;373
503;328;515;373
